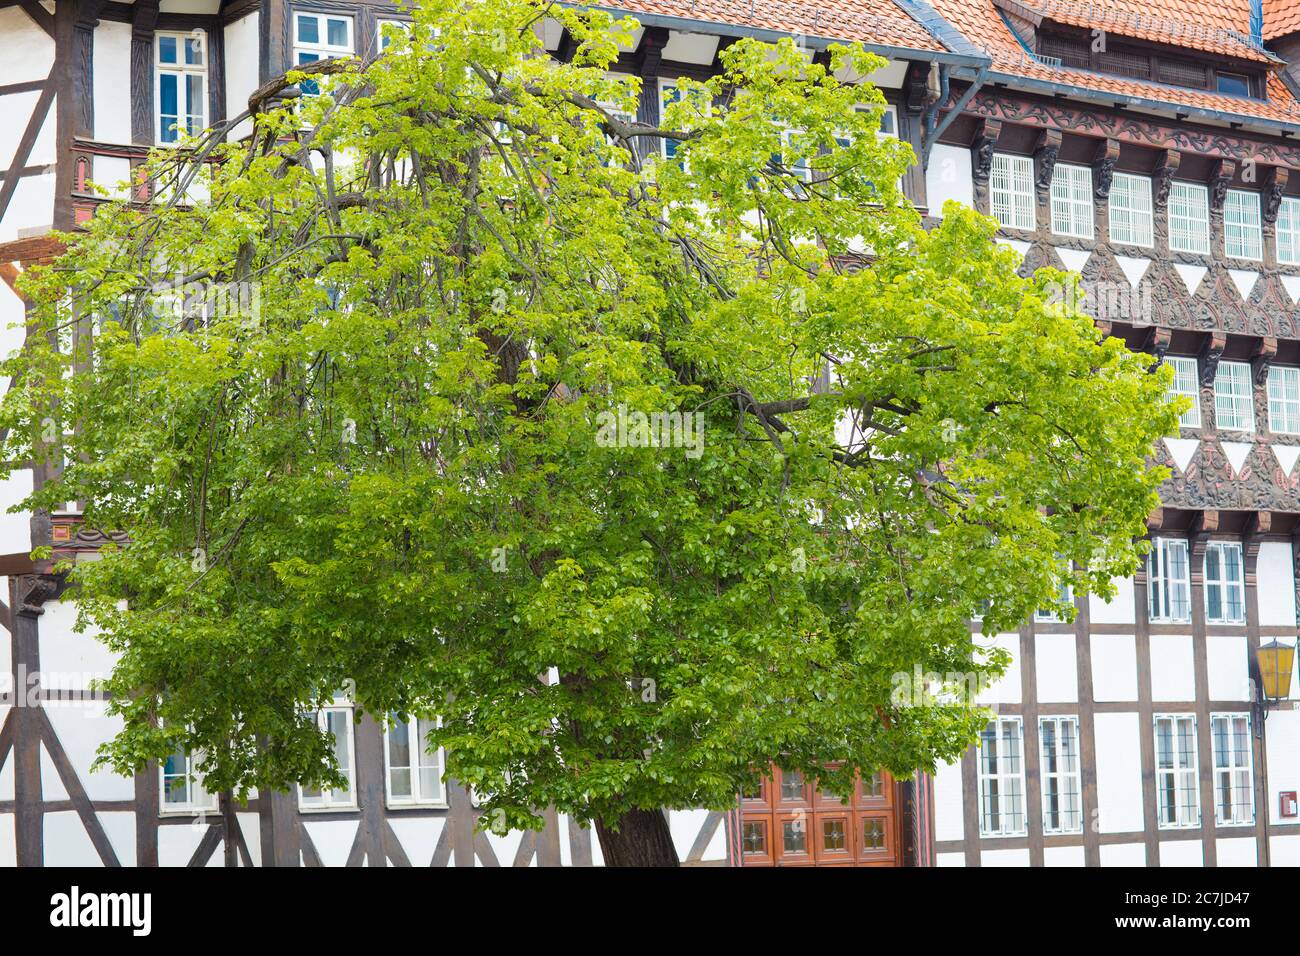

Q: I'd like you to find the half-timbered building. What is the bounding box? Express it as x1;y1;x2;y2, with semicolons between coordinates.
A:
6;0;1300;868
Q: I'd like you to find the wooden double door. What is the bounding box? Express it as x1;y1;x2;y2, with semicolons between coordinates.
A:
737;767;900;866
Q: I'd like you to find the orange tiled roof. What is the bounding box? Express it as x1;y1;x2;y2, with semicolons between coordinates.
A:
1006;0;1274;64
598;0;946;52
930;0;1300;125
1264;0;1300;40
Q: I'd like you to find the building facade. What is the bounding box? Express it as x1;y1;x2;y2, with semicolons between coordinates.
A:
3;0;1300;867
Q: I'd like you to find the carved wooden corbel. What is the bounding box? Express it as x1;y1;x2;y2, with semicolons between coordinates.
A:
1210;159;1237;211
130;0;158;40
1033;128;1062;195
1252;336;1278;386
1200;332;1227;387
1146;507;1165;532
1143;326;1172;367
1093;138;1120;200
902;60;929;115
971;118;1002;184
1153;149;1182;209
1246;512;1272;564
1265;167;1290;225
635;26;669;78
15;573;64;617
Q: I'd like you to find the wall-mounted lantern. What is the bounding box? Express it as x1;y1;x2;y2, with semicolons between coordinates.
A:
1256;640;1296;713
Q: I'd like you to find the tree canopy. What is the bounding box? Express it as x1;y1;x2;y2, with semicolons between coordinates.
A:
1;0;1177;861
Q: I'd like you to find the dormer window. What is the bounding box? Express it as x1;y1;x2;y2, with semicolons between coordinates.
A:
1216;72;1251;96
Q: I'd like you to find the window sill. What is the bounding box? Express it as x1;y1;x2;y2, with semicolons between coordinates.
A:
385;800;449;811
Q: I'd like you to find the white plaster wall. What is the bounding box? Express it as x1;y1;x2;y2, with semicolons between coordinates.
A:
981;847;1031;866
1149;634;1196;701
935;851;965;866
91;155;133;201
1044;844;1085;866
975;633;1020;705
0;471;33;558
924;143;972;218
1158;839;1203;866
0;811;13;866
1094;712;1144;833
42;810;104;866
0;90;41;171
388;815;445;867
933;757;964;842
93;21;133;145
1266;708;1300;826
158;821;210;867
0;706;11;800
669;807;725;861
1216;837;1257;866
1035;633;1078;702
1100;841;1145;865
1090;576;1136;624
299;819;358;867
1207;634;1250;701
1257;541;1296;626
224;12;261;141
0;169;55;241
1270;834;1300;865
0;6;54;85
1091;634;1138;701
44;702;134;801
38;598;115;691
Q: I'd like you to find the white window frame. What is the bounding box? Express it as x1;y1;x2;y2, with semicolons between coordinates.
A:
1148;537;1191;623
1108;172;1154;248
1038;716;1082;834
377;18;410;51
1166;355;1201;429
1277;196;1300;266
1214;360;1255;433
298;703;357;811
1210;713;1255;826
1268;365;1300;434
384;715;446;808
977;716;1027;837
1034;571;1073;623
1049;162;1093;239
1154;714;1200;829
154;30;208;145
1167;181;1210;255
1203;541;1246;625
159;743;219;817
292;11;354;97
1223;189;1263;261
989;153;1035;231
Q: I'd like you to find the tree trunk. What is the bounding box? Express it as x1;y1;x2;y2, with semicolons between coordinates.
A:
595;808;680;867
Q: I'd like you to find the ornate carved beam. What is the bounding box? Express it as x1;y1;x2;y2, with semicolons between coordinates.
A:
970;118;1001;184
1200;332;1226;387
1092;138;1119;200
1033;128;1061;197
1252;337;1278;387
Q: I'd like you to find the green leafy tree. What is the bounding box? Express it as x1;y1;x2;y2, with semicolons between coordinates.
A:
2;0;1177;865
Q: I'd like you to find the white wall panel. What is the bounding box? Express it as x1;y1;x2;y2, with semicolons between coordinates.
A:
1266;709;1300;825
925;143;973;218
388;815;444;867
981;847;1030;866
1257;541;1296;626
0;6;54;85
1158;839;1203;866
1035;633;1078;702
1207;634;1250;701
1091;634;1138;701
1270;834;1300;866
1094;712;1144;832
1149;634;1196;701
0;707;11;800
975;633;1020;705
0;169;54;241
224;12;261;141
1216;837;1257;866
1043;844;1086;866
0;470;33;559
1100;842;1146;865
158;823;207;867
38;599;116;690
0;90;41;172
93;21;132;144
0;812;13;867
237;812;261;866
933;757;965;842
935;851;965;866
1090;576;1136;624
45;702;134;801
91;155;132;201
44;810;108;866
301;819;359;867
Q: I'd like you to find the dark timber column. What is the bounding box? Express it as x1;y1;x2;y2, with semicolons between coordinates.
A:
1073;588;1101;866
1018;621;1044;867
130;0;159;145
1190;516;1218;867
1133;559;1160;865
11;574;62;867
1244;517;1270;866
